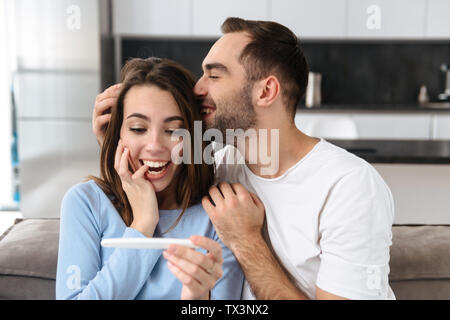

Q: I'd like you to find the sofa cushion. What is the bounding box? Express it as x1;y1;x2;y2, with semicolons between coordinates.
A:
0;219;449;300
0;218;59;299
389;225;450;281
390;279;450;300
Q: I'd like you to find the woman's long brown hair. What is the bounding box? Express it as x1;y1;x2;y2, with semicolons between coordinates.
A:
88;57;215;232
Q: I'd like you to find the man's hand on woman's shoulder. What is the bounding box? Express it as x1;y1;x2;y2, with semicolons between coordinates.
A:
202;182;266;251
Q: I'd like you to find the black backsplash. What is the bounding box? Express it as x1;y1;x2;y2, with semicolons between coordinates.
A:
121;38;449;107
302;42;450;105
121;39;214;80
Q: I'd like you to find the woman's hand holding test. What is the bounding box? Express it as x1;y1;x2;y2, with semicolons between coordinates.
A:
163;235;224;300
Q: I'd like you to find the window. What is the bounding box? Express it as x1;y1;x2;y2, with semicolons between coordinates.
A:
0;0;18;210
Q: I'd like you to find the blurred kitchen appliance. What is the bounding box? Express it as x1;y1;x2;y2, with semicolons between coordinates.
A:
417;85;429;105
305;72;322;107
13;0;112;218
438;64;450;101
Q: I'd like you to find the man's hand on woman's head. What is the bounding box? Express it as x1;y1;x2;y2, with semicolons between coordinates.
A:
163;236;224;300
202;182;266;251
93;83;122;146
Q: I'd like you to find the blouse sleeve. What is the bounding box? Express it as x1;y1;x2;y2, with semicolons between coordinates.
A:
55;184;162;300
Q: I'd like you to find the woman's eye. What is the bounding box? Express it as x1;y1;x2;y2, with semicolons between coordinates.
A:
130;128;146;133
165;129;175;134
208;75;219;79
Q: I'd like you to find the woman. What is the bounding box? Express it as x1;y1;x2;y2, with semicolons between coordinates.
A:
56;57;244;300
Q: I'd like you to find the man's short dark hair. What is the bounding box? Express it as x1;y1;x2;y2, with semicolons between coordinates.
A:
221;17;309;120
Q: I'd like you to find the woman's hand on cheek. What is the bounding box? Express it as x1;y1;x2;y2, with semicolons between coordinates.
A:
114;139;159;237
163;236;224;300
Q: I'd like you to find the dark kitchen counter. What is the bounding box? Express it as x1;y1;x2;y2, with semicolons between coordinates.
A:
329;139;450;164
297;104;450;113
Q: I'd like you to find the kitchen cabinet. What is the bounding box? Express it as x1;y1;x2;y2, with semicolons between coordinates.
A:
112;0;191;36
346;0;426;39
111;0;448;40
269;0;346;39
433;114;450;140
295;111;432;140
352;114;431;140
192;0;269;37
294;113;357;139
374;164;450;224
426;0;450;39
14;0;100;70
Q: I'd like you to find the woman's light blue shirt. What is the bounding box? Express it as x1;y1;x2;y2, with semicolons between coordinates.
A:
56;180;244;300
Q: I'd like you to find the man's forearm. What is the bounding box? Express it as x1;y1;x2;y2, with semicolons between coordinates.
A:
231;234;309;300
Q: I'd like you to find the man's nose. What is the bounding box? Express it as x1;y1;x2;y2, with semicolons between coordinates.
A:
194;76;207;97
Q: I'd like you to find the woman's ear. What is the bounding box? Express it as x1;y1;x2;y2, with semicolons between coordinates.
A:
254;75;280;109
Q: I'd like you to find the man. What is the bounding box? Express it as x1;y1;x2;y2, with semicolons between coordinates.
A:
93;17;395;300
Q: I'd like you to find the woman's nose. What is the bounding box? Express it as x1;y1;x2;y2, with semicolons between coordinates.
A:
144;132;166;154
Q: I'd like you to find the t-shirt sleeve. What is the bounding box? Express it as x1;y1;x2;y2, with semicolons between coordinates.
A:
316;165;395;300
55;184;162;300
210;230;245;300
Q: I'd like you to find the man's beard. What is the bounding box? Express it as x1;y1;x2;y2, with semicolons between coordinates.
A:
213;81;256;137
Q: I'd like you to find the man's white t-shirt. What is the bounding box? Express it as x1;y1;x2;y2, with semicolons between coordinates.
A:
213;138;395;300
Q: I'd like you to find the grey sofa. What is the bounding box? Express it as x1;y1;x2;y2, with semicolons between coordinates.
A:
0;218;449;300
0;219;58;299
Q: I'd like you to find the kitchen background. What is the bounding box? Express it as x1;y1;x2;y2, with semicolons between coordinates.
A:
122;39;450;105
0;0;449;233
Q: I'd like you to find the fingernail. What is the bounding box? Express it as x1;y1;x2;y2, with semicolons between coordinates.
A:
163;250;171;258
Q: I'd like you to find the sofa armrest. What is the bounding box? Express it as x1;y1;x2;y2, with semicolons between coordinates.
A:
0;218;59;300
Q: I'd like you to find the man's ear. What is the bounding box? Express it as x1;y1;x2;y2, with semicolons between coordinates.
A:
254;75;280;108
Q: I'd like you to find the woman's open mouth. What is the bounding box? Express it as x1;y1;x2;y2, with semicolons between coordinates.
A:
140;160;171;180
